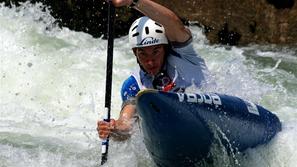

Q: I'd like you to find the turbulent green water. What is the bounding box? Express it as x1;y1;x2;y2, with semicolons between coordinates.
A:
0;2;296;167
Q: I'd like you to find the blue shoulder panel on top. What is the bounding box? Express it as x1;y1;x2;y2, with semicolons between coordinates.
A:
121;75;141;102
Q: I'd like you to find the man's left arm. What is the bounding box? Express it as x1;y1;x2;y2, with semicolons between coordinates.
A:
111;0;191;43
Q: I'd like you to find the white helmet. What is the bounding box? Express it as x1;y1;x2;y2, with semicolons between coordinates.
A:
129;16;168;48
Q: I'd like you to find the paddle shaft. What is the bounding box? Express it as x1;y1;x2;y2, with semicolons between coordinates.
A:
101;1;115;165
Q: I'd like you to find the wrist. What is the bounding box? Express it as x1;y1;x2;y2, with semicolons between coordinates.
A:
129;0;140;7
110;119;116;130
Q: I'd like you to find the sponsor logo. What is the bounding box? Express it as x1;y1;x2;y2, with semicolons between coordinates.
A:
177;93;222;107
244;100;259;115
138;37;159;46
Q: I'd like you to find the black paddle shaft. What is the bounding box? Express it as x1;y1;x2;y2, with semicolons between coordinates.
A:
101;1;115;165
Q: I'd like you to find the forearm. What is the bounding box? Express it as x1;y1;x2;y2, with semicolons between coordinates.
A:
132;0;191;42
134;0;179;27
110;104;136;141
110;119;133;141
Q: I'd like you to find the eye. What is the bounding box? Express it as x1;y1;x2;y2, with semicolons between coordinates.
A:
137;52;146;60
153;49;161;56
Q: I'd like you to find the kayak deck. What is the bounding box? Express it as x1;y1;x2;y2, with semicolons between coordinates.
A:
136;90;281;167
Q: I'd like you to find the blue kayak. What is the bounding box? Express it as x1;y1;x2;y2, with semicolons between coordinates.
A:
136;90;281;167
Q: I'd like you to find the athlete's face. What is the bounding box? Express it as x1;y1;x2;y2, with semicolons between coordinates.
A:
134;45;166;76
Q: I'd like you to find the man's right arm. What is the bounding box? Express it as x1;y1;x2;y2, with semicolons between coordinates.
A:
97;75;140;141
110;104;137;140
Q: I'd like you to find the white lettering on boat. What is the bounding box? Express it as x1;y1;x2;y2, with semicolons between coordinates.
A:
177;93;222;107
244;100;259;115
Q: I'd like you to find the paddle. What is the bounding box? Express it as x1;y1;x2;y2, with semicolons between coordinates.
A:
101;0;115;165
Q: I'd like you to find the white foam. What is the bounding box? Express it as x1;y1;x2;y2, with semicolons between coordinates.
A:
1;2;296;167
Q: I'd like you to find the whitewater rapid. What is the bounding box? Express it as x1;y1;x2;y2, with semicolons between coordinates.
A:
1;2;297;167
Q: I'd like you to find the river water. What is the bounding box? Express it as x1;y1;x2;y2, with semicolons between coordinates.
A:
0;2;296;167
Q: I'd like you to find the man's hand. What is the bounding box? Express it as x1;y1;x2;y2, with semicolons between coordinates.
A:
97;119;116;139
105;0;133;7
97;104;136;141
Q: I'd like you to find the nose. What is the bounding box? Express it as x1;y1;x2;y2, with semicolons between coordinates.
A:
145;58;155;67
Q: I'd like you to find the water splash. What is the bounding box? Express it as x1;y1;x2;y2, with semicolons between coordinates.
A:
1;2;297;167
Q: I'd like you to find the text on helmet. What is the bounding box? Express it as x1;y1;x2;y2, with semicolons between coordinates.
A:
138;37;159;46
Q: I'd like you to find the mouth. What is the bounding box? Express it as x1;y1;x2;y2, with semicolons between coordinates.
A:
148;67;156;71
147;67;158;75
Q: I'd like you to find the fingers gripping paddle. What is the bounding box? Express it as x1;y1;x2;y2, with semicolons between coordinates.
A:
101;0;115;165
